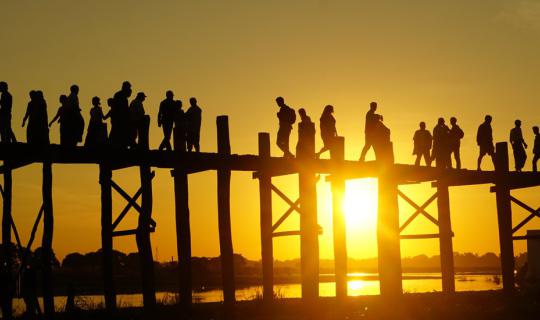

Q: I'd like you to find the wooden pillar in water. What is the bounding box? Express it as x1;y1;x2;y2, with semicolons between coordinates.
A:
437;182;455;293
41;161;54;316
136;116;157;309
331;137;347;300
258;133;274;302
376;142;403;297
216;116;236;314
173;119;192;311
297;124;319;302
100;162;116;310
1;167;13;319
494;142;515;294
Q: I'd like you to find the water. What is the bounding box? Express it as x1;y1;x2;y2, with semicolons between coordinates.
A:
11;273;501;315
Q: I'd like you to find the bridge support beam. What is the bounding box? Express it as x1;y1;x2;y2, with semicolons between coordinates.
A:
331;137;347;300
1;168;13;319
100;163;116;310
41;161;55;316
136;116;157;310
258;133;274;303
494;142;515;294
298;131;319;303
217;116;236;316
437;183;455;293
377;142;403;298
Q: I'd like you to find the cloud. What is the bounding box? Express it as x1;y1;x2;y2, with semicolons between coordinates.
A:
497;0;540;30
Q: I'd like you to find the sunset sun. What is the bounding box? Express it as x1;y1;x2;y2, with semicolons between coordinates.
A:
343;179;378;231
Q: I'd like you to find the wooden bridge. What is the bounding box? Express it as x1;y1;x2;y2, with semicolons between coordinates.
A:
1;115;540;319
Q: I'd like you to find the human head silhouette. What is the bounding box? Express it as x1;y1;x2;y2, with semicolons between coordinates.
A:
324;105;333;114
369;102;377;111
450;117;457;125
166;90;174;99
175;100;182;110
515;119;521;128
419;121;426;130
122;81;132;97
438;118;445;125
36;91;44;100
485;115;492;124
59;95;68;105
136;92;146;101
190;97;197;107
0;81;7;93
29;90;36;100
70;85;79;95
299;108;307;120
533;126;539;135
92;96;100;107
276;96;285;107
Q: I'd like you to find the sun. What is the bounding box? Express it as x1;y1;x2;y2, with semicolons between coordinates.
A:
343;179;378;231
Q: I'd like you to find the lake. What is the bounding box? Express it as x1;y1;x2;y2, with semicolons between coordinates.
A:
10;273;502;315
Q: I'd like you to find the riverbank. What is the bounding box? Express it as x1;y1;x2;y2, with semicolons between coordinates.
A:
39;291;540;320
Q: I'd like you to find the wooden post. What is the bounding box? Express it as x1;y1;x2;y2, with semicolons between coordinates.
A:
136;116;157;309
331;137;347;300
494;142;515;294
437;182;455;293
216;116;236;314
297;122;319;302
1;168;13;319
41;161;54;316
377;142;403;297
258;133;274;302
99;163;116;310
173;120;192;311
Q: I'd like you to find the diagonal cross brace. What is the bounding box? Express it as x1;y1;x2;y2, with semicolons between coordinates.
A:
510;195;540;234
399;191;439;232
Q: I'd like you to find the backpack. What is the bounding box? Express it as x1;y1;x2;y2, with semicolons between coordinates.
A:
286;107;296;125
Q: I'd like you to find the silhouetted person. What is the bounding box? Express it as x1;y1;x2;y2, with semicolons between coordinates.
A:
22;90;49;145
296;108;316;158
316;105;337;158
173;100;187;152
186;97;202;152
129;92;147;148
359;102;382;162
432;118;450;169
84;97;109;147
477;115;495;171
276;96;296;158
449;117;464;169
0;81;17;143
49;94;77;146
158;90;176;151
372;115;392;161
532;126;540;172
110;81;132;148
413;121;432;166
67;84;85;145
510;119;527;172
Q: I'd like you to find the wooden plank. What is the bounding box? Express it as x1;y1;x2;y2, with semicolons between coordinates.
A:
112;227;155;237
437;183;455;293
331;137;347;301
258;132;274;303
400;234;441;239
41;162;54;316
100;163;116;310
1;168;13;319
494;142;515;295
216;116;236;316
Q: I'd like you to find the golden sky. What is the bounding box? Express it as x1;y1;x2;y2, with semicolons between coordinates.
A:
1;1;540;262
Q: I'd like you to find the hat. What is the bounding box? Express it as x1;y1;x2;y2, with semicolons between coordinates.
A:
137;92;147;98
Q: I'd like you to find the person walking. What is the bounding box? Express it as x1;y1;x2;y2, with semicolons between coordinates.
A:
49;95;76;146
0;81;17;143
22;90;49;145
67;85;85;145
532;126;540;172
186;97;202;152
158;90;176;151
129;92;147;148
173;100;186;152
413;121;432;166
84;97;108;147
110;81;132;148
316;105;337;158
432;118;451;169
476;115;495;171
510;119;527;172
359;102;382;161
296;108;316;158
449;117;464;169
275;96;296;158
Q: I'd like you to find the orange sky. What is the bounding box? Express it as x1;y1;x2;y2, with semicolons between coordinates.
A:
1;1;540;262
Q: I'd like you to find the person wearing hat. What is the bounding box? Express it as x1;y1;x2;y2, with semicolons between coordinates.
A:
129;91;147;148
